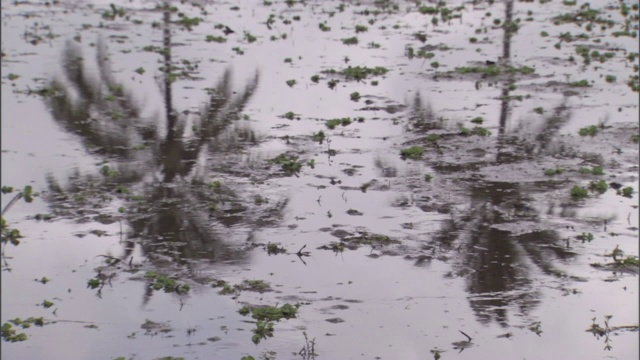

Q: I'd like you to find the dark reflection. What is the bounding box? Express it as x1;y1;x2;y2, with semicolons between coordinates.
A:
406;91;443;132
411;0;584;327
40;4;285;300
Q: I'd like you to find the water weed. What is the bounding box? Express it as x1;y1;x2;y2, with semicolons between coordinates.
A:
400;146;424;160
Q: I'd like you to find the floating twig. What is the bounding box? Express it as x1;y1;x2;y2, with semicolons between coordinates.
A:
459;330;473;342
1;192;23;215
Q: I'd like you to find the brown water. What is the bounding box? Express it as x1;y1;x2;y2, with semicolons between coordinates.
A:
1;0;638;359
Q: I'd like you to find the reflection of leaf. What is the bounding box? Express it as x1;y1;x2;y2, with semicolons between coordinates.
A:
46;39;148;160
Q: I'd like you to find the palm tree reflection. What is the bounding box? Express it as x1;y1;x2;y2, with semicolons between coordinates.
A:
413;0;584;327
41;5;286;300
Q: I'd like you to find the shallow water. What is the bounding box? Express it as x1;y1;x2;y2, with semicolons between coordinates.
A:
1;0;638;359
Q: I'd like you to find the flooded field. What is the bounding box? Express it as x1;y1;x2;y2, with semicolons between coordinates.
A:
1;0;638;359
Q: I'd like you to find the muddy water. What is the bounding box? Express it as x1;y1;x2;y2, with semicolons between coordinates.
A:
1;0;638;359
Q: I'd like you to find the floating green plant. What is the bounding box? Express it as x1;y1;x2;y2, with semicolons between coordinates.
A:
342;37;358;45
270;154;303;173
580;166;604;175
282;111;296;120
311;131;326;142
205;35;226;43
569;79;590;87
267;243;287;255
401;146;424;160
322;66;389;81
239;303;299;321
544;168;564;176
326;117;352;129
620;186;634;198
577;232;594;242
244;31;257;43
589;180;608;193
578;125;598;136
570;185;588;199
145;272;190;294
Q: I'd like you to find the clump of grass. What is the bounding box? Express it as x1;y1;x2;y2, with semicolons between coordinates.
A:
400;146;425;160
473;126;491;136
619;186;634;198
471;116;484;124
460;126;491;136
589;180;608;193
580;166;604;175
322;66;389;81
342;36;358;45
282;111;297;120
145;272;190;294
270;154;303;174
325;117;352;129
205;35;226;43
350;92;361;101
286;79;296;87
544;168;564;176
424;174;433;182
605;75;616;83
311;131;326;142
570;185;588;199
426;134;440;142
578;125;598;136
238;303;300;321
576;232;594;242
355;25;368;33
311;74;320;82
533;107;544;114
244;31;257;43
569;79;590;87
267;243;286;255
456;65;501;76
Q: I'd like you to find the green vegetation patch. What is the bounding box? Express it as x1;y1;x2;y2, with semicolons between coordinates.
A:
578;125;598;136
342;37;358;45
1;317;45;342
239;303;300;321
213;279;273;295
343;232;399;246
589;180;608;193
455;65;534;77
322;66;389;81
570;185;588;199
553;5;615;27
145;272;190;294
544;168;564;176
400;146;425;159
326;117;352;129
270;153;304;174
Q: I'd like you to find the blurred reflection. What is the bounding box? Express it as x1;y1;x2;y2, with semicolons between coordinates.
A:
413;0;583;326
41;4;286;300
